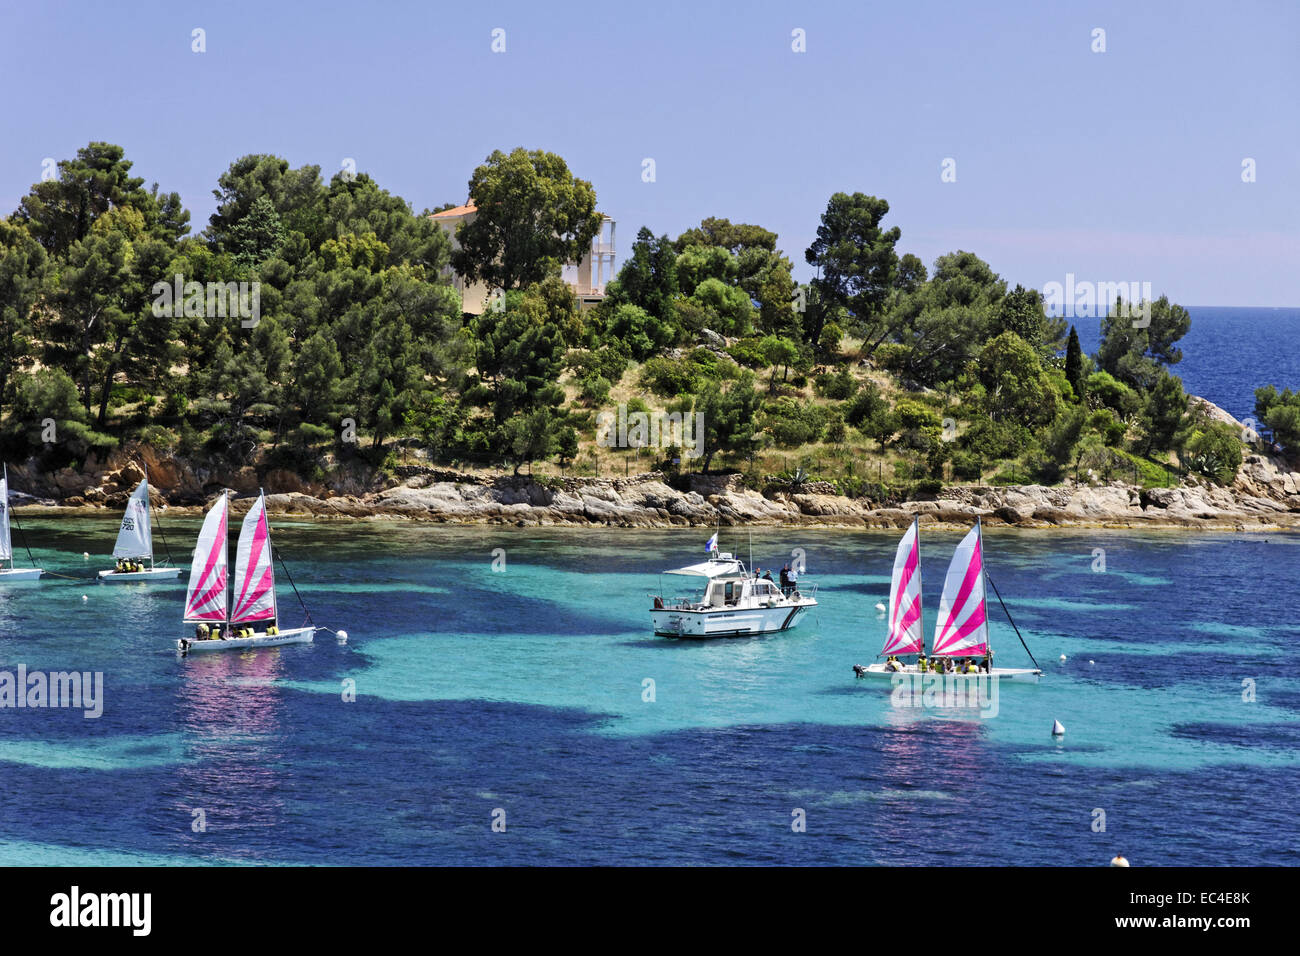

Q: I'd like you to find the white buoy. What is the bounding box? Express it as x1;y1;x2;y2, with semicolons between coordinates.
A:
1059;654;1067;662
82;552;89;559
1051;719;1065;736
336;629;349;644
1088;660;1095;665
874;602;886;612
81;594;88;601
1110;854;1130;867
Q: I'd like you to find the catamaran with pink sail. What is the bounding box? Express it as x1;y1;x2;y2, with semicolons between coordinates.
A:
855;517;1042;682
177;490;317;654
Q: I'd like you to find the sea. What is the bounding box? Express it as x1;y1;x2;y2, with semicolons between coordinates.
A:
0;307;1296;867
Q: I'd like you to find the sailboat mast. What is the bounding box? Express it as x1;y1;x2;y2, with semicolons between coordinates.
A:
915;516;924;657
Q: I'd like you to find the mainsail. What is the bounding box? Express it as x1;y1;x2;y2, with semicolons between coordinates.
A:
881;517;923;656
230;492;277;624
0;465;12;563
184;493;229;623
113;479;154;560
931;522;989;657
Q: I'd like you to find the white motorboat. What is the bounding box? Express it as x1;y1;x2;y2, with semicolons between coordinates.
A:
650;537;817;638
177;490;318;654
854;517;1042;682
0;465;42;581
98;476;181;583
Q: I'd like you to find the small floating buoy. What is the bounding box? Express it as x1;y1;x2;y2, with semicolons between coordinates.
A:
81;594;88;602
1051;719;1065;736
82;552;89;559
336;629;349;644
1059;654;1067;662
1110;854;1130;867
1088;660;1095;665
874;602;886;612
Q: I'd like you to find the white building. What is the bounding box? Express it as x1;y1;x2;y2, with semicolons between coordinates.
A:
430;204;615;315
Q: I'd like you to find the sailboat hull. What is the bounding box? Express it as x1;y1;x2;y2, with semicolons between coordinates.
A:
857;662;1042;683
0;568;43;581
177;626;316;653
99;568;182;582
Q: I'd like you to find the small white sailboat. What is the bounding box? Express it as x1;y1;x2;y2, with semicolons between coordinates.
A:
649;534;817;638
0;465;43;581
177;490;317;654
97;476;181;582
854;517;1042;682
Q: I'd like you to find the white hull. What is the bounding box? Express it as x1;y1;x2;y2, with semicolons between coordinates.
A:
652;600;815;638
0;568;43;581
857;662;1041;683
99;567;182;582
177;626;316;653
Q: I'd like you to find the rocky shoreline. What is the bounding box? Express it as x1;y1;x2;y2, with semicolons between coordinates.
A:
11;454;1300;532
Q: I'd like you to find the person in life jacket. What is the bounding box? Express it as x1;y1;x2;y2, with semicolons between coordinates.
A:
917;654;928;673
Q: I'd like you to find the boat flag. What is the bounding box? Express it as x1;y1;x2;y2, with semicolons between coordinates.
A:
706;532;718;553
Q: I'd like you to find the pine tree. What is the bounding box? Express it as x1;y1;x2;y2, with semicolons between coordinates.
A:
1065;325;1084;401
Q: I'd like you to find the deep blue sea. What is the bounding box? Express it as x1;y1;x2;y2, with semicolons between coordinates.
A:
1;520;1297;866
1074;306;1300;424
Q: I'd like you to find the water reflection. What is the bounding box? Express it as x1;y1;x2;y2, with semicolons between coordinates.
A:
171;649;292;860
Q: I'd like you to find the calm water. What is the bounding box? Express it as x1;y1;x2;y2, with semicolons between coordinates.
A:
0;518;1296;865
1074;305;1300;424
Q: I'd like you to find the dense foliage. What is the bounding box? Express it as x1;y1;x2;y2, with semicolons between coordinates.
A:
0;142;1265;490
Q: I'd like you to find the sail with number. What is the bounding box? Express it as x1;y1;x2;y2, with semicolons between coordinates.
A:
113;479;153;560
184;493;229;623
931;521;989;657
0;465;12;563
881;517;923;656
230;491;277;624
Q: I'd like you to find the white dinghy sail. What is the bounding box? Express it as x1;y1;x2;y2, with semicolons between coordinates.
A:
0;464;42;580
880;516;923;657
98;472;181;582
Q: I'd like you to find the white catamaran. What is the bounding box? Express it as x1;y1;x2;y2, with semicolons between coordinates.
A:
855;517;1042;682
177;490;317;653
649;534;817;638
98;478;182;582
0;465;43;581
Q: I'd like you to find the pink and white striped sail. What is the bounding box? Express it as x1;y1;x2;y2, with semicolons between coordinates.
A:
881;518;923;656
184;493;228;623
931;522;989;657
230;492;277;624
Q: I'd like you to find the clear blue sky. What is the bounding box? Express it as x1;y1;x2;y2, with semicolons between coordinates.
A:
2;0;1296;306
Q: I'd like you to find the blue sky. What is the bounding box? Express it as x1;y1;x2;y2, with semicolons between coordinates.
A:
1;0;1296;305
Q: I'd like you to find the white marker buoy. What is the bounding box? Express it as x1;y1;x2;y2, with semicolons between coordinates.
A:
81;595;88;601
1110;854;1129;867
1059;654;1067;662
1088;660;1095;665
1051;719;1065;736
336;629;348;644
82;552;89;559
874;602;886;612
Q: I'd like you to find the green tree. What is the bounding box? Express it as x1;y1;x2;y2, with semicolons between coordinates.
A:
689;371;761;472
1095;295;1191;392
15;142;158;257
805;193;901;350
0;220;48;416
450;148;602;291
1064;325;1085;400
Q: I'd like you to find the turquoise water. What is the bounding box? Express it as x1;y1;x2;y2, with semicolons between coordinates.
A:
0;518;1297;865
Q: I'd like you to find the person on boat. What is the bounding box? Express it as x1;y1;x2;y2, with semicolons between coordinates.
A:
762;569;774;584
779;565;791;594
981;650;993;673
916;654;927;673
788;566;799;596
